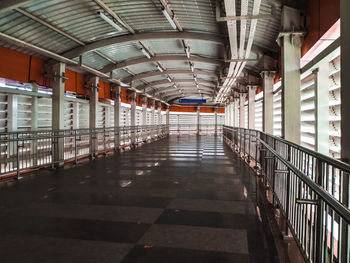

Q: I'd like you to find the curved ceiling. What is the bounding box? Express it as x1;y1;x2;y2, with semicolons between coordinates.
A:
0;0;297;104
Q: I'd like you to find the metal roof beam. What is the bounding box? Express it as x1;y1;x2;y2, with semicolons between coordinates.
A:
137;78;217;91
124;69;218;83
101;55;222;73
62;32;226;59
0;0;41;13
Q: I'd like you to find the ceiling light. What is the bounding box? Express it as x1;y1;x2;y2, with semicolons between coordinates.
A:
167;76;172;82
141;48;151;59
190;62;194;72
193;75;197;82
98;12;123;32
185;46;190;59
157;65;163;72
162;8;177;30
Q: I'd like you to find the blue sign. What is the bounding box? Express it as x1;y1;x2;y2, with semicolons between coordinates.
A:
179;99;206;103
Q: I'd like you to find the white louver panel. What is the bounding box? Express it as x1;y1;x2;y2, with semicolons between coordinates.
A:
218;115;225;125
38;97;52;130
17;95;32;131
273;90;282;136
79;102;89;129
155;111;159;125
146;109;152;125
301;73;316;150
200;114;215;125
0;93;7;132
169;113;179;126
121;106;130;126
329;54;341;159
136;109;142;126
162;111;166;124
97;104;106;128
255;99;263;131
64;100;74;130
109;106;115;127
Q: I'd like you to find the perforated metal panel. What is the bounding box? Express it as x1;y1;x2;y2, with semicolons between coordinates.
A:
301;73;315;150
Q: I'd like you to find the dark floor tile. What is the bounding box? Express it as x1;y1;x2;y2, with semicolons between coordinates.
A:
137;224;248;254
0;234;133;263
0;215;151;243
177;189;248;201
155;209;257;229
121;246;249;263
45;192;171;208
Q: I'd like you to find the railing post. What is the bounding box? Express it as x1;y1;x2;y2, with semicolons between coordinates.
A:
284;144;291;236
315;158;324;263
16;133;20;179
74;130;78;164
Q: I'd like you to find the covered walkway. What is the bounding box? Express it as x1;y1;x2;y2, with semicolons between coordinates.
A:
0;135;277;263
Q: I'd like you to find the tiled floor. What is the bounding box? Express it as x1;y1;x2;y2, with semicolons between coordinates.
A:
0;135;278;263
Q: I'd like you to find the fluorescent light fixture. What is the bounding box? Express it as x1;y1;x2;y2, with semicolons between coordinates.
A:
141;48;151;59
185;46;190;59
190;62;194;72
196;83;199;89
193;75;197;82
157;65;164;72
167;76;172;82
162;8;177;30
98;12;123;32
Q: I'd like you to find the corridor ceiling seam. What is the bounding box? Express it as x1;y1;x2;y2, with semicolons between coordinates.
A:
0;0;283;104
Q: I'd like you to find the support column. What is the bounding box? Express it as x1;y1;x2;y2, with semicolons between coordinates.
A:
261;71;275;134
197;106;200;135
234;96;239;127
239;93;246;128
341;0;350;162
248;86;257;129
214;107;218;135
7;94;18;169
130;91;136;145
30;82;39;165
52;62;66;164
313;66;329;155
150;100;155;139
141;96;147;126
114;86;121;149
166;106;170;135
279;6;302;144
89;76;99;157
339;3;350;261
157;102;162;137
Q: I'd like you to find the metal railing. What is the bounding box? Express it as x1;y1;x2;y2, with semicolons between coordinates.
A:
223;126;350;263
0;125;169;178
169;124;223;135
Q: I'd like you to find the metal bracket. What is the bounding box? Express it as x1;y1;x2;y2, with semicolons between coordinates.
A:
45;72;68;83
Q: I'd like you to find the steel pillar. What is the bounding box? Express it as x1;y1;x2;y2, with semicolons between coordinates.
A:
52;62;66;164
234;97;239;127
89;76;99;157
340;1;350;261
279;6;302;144
114;86;121;149
30;82;38;165
141;96;147;126
248;86;257;129
130;91;136;145
214;107;218;135
150;99;155;138
262;71;275;134
197;106;200;135
239;93;246;128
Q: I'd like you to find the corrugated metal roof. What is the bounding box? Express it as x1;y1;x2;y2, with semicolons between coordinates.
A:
0;0;286;102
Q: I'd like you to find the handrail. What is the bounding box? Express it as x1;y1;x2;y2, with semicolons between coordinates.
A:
223;125;350;263
259;137;350;223
224;125;350;174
